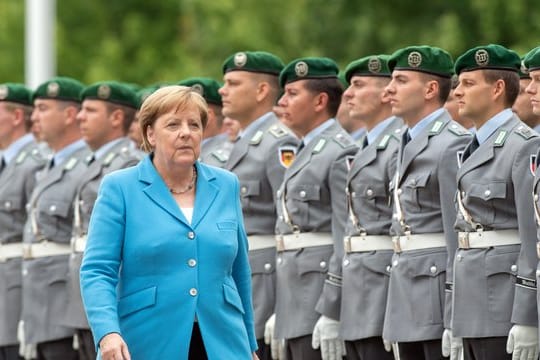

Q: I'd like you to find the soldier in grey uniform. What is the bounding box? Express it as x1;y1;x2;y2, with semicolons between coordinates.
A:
513;57;540;134
337;71;366;143
218;51;298;360
178;77;230;166
451;45;540;360
381;46;472;360
270;57;357;360
61;81;143;360
0;84;45;360
525;46;540;355
338;55;403;360
20;77;90;360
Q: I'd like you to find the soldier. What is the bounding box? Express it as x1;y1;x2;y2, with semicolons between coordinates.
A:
0;84;46;360
338;55;403;360
451;45;540;360
61;81;143;360
20;77;90;360
513;57;540;133
337;72;366;142
218;51;298;360
381;46;471;360
445;75;475;132
269;57;357;360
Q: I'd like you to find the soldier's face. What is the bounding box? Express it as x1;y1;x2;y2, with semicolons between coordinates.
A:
386;70;428;122
278;80;318;137
31;99;68;146
343;75;388;123
526;70;540;116
146;105;203;166
513;79;536;126
0;103;17;148
219;71;258;125
454;71;494;124
77;99;114;151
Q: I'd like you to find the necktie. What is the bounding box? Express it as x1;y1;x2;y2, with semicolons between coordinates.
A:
296;140;305;154
362;136;369;149
48;157;55;169
469;136;480;154
0;157;5;172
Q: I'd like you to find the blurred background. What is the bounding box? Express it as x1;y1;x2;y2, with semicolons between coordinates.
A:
1;0;540;87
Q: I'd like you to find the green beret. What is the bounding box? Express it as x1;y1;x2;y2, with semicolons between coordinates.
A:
519;57;530;79
33;76;85;103
344;54;391;83
80;81;138;109
454;44;520;75
523;46;540;73
388;46;454;78
0;83;32;105
136;85;161;109
178;77;222;106
279;57;339;87
337;71;348;88
222;51;284;75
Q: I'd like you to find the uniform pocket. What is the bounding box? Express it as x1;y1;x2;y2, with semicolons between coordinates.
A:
485;250;518;322
467;181;508;225
403;172;431;212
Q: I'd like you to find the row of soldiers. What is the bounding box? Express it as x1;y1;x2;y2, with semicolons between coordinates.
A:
2;42;540;360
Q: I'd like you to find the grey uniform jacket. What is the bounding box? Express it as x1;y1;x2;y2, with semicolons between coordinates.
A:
339;117;404;341
382;110;471;342
225;112;298;338
62;138;142;330
0;140;45;346
21;144;91;344
200;133;234;168
453;115;540;338
274;120;358;339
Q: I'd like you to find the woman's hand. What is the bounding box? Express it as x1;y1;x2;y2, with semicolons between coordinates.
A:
99;333;131;360
252;351;260;360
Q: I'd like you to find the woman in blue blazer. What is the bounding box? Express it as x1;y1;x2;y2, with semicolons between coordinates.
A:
80;86;258;360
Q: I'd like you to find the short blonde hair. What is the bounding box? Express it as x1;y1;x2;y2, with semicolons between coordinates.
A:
138;85;209;152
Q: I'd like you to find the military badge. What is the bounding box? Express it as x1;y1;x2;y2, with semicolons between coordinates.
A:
475;49;489;66
368;56;382;73
47;82;60;97
0;85;8;100
531;154;538;176
407;51;422;68
295;61;309;77
97;84;111;99
191;84;204;96
521;60;529;75
234;52;248;67
278;146;296;168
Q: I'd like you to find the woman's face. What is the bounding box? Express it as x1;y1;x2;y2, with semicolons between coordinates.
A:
146;105;203;167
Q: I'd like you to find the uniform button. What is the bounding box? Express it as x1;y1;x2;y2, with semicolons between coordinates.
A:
456;255;463;262
299;190;306;198
392;260;398;267
277;190;282;198
461;191;466;197
49;204;57;212
241;187;247;194
430;266;437;274
366;189;373;196
25;203;31;212
386;265;391;272
343;259;350;266
535;194;539;201
187;231;195;239
319;261;327;268
189;288;198;296
279;215;284;221
511;264;517;272
22;269;28;276
351;191;356;197
484;189;491;197
264;263;272;271
537;269;540;277
410;179;416;185
188;259;197;267
4;201;11;209
397;189;402;195
277;257;282;265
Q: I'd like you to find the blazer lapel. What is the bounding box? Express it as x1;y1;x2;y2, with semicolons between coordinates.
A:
191;162;219;229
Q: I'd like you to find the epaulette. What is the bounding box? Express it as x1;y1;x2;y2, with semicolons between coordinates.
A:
377;134;391;150
447;122;470;136
64;157;78;171
514;124;536;140
249;130;264;145
211;149;229;163
268;124;288;138
333;132;354;148
313;139;327;154
494;130;509;147
103;152;118;166
428;120;445;135
15;151;27;165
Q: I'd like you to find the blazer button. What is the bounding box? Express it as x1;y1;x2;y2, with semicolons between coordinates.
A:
187;231;195;240
189;288;198;296
188;259;197;267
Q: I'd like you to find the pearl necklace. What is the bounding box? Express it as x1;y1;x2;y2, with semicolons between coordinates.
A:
169;166;197;195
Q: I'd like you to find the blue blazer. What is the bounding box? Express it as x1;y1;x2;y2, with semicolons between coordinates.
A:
80;155;257;360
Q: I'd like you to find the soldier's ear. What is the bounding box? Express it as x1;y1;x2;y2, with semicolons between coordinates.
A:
255;82;271;103
492;79;506;102
424;80;439;101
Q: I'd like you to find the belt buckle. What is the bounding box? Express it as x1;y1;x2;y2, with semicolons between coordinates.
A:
392;236;402;253
22;244;33;260
344;237;352;253
276;235;285;252
458;232;470;249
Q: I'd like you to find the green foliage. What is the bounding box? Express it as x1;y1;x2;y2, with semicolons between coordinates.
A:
1;0;540;86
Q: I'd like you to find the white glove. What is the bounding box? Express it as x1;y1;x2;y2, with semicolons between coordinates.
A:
264;314;285;360
506;325;539;360
311;315;346;360
442;328;463;360
17;321;37;360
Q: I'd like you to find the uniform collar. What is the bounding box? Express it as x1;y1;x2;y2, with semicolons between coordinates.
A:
475;108;513;145
302;118;335;146
3;133;34;164
408;108;445;140
366;116;395;145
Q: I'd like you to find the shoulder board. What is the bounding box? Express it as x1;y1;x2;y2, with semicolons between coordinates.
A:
447;123;470;136
514;124;536;140
377;134;391;149
103;152;118;166
64;157;78;171
333;132;354;148
494;130;509;147
268;124;288;138
428;120;444;135
313;139;327;153
15;151;27;164
249;130;264;145
211;150;228;163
